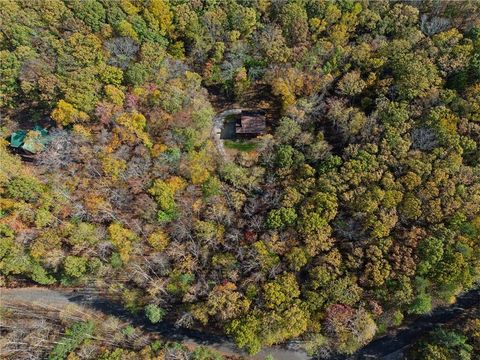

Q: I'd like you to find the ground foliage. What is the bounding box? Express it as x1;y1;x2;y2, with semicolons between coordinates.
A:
0;302;231;360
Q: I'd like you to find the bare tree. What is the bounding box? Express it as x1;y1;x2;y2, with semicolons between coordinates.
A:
411;126;438;151
420;14;451;35
105;37;139;69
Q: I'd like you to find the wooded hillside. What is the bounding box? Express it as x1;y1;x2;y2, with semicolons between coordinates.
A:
1;0;480;358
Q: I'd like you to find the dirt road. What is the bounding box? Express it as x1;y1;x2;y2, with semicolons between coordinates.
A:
0;287;308;360
2;286;479;360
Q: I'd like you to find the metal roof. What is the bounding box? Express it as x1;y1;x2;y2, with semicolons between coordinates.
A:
236;112;266;134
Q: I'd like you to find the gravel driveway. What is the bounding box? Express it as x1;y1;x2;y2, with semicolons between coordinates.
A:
211;108;242;160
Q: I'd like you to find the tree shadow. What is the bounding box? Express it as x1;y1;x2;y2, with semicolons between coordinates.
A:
220;116;238;140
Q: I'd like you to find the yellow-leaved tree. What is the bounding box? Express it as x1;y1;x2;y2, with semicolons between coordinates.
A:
51;100;89;126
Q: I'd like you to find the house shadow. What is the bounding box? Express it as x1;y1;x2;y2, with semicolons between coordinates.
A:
220;115;238;140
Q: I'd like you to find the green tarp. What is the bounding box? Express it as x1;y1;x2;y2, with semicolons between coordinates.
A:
9;125;50;154
10;130;27;148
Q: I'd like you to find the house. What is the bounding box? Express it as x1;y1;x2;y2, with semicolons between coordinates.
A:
235;110;266;137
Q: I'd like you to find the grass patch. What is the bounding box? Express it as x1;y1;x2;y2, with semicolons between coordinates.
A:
224;139;258;152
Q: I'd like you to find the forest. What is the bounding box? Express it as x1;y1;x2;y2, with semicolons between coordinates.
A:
1;0;480;359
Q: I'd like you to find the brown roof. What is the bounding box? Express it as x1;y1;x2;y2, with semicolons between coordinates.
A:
236;113;266;134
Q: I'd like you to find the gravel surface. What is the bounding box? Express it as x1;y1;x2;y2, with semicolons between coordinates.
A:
211;109;242;160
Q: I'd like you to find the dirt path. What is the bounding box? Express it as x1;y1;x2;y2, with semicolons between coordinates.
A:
2;286;479;360
0;287;308;360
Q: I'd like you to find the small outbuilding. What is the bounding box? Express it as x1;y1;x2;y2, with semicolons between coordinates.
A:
235;110;266;137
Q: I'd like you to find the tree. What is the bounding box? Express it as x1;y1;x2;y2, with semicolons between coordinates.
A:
275;145;295;168
306;192;338;222
417;236;444;276
337;71;367;96
258;25;291;63
204;282;250;322
271;68;306;109
166;270;194;296
51;100;89;126
285;247;309;271
0;225;27;276
432;29;473;76
263;273;300;310
278;2;309;46
253;241;280;273
194;220;223;245
228;3;257;38
69;223;99;247
117;20;139;41
6;176;40;202
148;0;173;36
145;304;165;324
105;37;139;70
398;193;422;221
261;303;309;347
108;223;137;263
324;305;377;354
49;321;95;360
266;207;297;229
70;0;106;32
381;4;419;37
362;244;392;287
327;276;363;306
115;111;152;147
389;49;441;100
149;177;186;222
147;230;169;252
377;99;410;126
63;256;88;279
275;117;301;143
219;163;250;188
101;155;127;180
409;292;432;315
104;85;125;106
0;50;20;108
298;211;333;255
327;100;367;141
201;176;221;198
226;314;262;355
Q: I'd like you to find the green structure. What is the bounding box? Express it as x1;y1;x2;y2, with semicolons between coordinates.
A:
10;125;51;154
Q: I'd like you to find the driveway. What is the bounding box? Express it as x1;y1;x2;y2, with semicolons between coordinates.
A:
211;109;242;160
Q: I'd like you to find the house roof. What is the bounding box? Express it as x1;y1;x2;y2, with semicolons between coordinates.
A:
236;112;266;134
